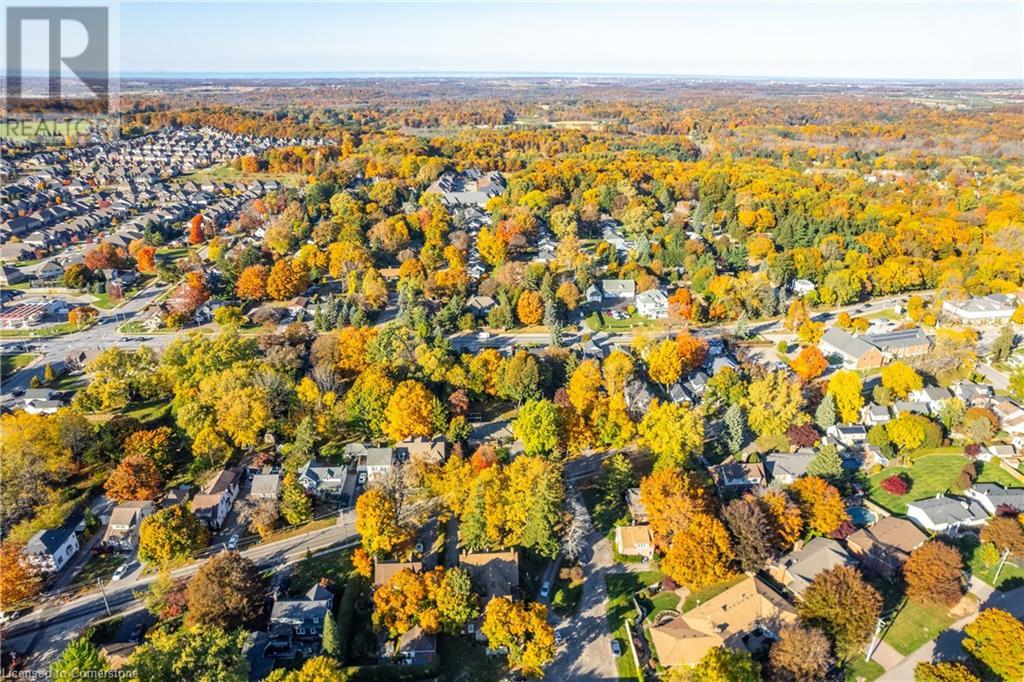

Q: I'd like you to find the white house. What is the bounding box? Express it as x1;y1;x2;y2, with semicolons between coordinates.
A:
942;294;1017;323
993;400;1024;436
600;279;636;299
635;289;669;319
905;495;987;533
347;443;395;481
909;386;952;414
297;460;347;496
24;527;79;573
190;469;240;530
792;279;816;296
102;501;155;550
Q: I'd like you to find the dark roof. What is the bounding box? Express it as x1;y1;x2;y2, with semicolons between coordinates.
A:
26;527;76;555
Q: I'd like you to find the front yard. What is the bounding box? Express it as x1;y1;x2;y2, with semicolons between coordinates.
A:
605;570;662;680
881;599;962;655
867;454;1020;514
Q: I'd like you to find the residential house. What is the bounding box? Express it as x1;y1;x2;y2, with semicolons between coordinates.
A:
600;279;636;299
826;424;867;449
792;279;816;296
965;483;1024;515
390;626;437;665
394;437;448;466
635;289;669;319
191;468;240;530
845;517;927;578
297;460;347;497
768;537;857;597
348;443;394;480
24;527;79;573
819;328;884;369
614;525;654;560
866;328;931;359
624;380;655;418
626;488;648;524
942;294;1017;323
710;459;766;492
102;501;155;550
950;381;994;408
905;495;988;533
466;295;496;318
268;584;334;656
373;560;422;588
460;550;520;641
250;473;282;500
649;576;798;668
862;404;891;426
909;386;952;414
893;400;930;417
993;400;1024;437
763;450;816;485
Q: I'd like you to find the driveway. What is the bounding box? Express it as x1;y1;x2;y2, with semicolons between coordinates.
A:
545;532;618;681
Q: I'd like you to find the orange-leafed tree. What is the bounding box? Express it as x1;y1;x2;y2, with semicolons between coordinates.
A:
675;330;709;373
383;380;437;442
104;452;164;503
0;543;43;609
266;259;310;301
188;215;205;245
668;288;694;321
516;291;544;326
661;512;736;590
135;245;157;273
638;468;713;550
235;265;269;300
903;541;965;606
758;490;804;550
791;345;828;382
789;476;848;535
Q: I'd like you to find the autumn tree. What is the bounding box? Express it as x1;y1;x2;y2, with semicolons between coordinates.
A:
686;646;760;682
962;608;1024;681
138;506;209;566
435;567;480;635
903;541;964;606
980;516;1024;556
790;345;828;382
383;380;438;442
0;542;42;608
235;265;269;300
51;636;110;680
744;370;806;436
355;488;411;557
886;413;926;452
266;258;310;301
104;453;164;502
914;662;980;682
512;399;562;458
768;624;833;682
647;339;683;387
639;400;704;469
135;245;157;274
881;361;923;399
789;476;848;535
759;490;804;551
675;330;709;374
280;472;313;525
639;468;713;550
516;290;544;326
127;624;248;682
123;426;176;474
827;370;864;424
188;214;205;245
661;512;736;590
722;496;774;572
480;598;556;677
186;551;264;629
798;565;881;660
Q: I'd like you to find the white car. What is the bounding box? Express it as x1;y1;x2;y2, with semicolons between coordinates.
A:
356;472;367;486
540;581;551;599
477;332;491;340
227;534;239;550
111;562;132;581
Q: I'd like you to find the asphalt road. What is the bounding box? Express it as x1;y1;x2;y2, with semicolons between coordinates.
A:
2;510;358;671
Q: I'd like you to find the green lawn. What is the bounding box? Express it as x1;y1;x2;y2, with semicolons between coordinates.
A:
868;454;1020;514
0;353;35;379
437;635;507;682
882;599;959;655
288;548;353;595
644;590;681;622
680;574;747;612
845;657;885;682
953;534;1024;590
0;322;92;339
606;571;662;680
119;399;172;425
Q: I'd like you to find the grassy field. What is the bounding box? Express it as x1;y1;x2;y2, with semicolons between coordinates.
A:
1;352;35;379
605;570;662;680
288;547;353;595
437;635;507;682
644;590;681;622
882;600;960;655
0;322;92;339
845;657;886;682
867;454;1020;514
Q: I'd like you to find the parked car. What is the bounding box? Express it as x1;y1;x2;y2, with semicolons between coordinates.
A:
227;534;239;550
111;562;131;581
611;640;622;656
356;472;367;486
540;581;550;599
129;623;146;643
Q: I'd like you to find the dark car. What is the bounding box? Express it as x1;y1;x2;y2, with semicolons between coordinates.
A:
129;623;146;643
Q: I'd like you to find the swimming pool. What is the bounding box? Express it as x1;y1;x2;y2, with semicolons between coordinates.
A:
846;506;876;527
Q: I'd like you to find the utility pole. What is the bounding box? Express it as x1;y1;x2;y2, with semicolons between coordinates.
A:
96;578;111;616
993;547;1011;584
865;612;889;662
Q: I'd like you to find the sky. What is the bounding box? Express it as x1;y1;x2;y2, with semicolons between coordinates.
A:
12;1;1024;80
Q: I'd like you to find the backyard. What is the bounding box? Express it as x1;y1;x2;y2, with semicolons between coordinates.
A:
867;454;1021;514
605;570;662;680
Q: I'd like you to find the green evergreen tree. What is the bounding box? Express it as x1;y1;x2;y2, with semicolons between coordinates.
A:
992;325;1016;362
807;443;843;480
321;608;340;658
51;636;109;679
725;403;746;453
815;394;836;430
